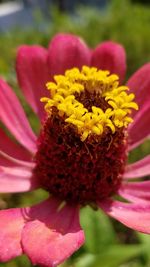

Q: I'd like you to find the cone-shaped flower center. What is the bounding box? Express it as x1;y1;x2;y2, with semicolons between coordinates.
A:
34;66;138;205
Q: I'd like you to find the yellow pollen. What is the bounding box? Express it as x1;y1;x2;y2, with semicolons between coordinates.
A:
41;66;138;141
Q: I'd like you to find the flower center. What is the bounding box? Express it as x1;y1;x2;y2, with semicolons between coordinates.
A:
34;66;138;205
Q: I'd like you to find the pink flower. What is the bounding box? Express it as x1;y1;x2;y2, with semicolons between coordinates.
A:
0;33;150;267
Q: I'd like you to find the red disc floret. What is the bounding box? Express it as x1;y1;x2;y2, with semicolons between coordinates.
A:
34;110;127;205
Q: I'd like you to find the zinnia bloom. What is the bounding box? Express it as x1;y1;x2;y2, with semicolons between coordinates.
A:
0;33;150;267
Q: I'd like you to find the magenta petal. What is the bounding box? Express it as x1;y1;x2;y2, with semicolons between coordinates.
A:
99;199;150;233
48;33;91;77
22;198;85;267
0;127;32;162
91;41;126;83
118;181;150;203
128;102;150;150
0;79;37;153
16;45;50;120
124;155;150;179
0;165;38;193
0;208;26;261
127;63;150;118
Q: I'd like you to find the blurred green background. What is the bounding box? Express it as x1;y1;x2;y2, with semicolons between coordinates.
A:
0;0;150;266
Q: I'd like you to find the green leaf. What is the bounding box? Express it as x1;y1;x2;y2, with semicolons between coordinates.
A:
76;245;143;267
80;206;117;253
137;232;150;263
75;254;96;267
0;255;31;267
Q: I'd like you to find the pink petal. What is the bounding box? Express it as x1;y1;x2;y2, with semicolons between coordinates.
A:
0;208;26;261
0;127;32;162
22;198;85;267
128;102;150;150
118;190;145;204
124;155;150;179
0;79;37;153
0;150;34;167
16;45;50;120
118;181;150;203
91;41;126;83
99;199;150;233
0;165;38;193
127;63;150;118
48;33;91;77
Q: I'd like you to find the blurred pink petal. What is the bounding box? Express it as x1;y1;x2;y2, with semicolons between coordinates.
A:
128;102;150;150
118;181;150;203
124;155;150;179
127;63;150;118
22;198;85;267
0;165;38;192
91;41;126;83
0;128;32;162
48;33;91;78
0;79;37;153
99;199;150;233
0;150;34;167
16;45;50;120
0;208;26;261
118;191;146;204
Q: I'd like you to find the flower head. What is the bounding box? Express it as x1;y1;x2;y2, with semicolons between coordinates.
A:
0;33;150;267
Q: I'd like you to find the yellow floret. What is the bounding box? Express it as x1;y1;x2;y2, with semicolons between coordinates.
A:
41;66;138;141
